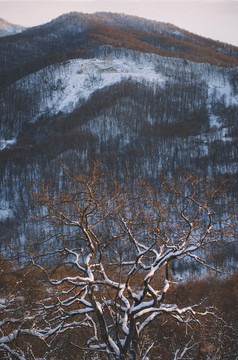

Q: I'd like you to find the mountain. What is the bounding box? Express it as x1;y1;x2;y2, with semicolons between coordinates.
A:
0;12;237;88
0;18;25;37
0;12;237;267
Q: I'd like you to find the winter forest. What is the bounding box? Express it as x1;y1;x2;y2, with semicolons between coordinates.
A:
0;12;238;359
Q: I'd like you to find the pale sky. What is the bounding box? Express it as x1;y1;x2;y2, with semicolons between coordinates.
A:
0;1;238;46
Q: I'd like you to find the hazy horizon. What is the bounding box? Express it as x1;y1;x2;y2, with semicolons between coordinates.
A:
1;1;238;46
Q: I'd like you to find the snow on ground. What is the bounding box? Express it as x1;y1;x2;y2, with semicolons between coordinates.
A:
47;57;165;116
11;50;238;129
192;127;233;143
0;24;24;37
208;76;238;107
0;208;13;221
209;114;220;128
0;139;16;151
2;24;22;34
15;56;166;122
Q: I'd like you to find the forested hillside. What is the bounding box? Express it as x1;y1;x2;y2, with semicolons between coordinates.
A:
0;46;237;260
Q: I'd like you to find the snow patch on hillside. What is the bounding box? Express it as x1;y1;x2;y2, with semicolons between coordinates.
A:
0;139;16;151
3;24;22;34
15;56;166;122
10;49;238;132
209;115;220;128
0;208;13;221
192;127;233;143
0;24;24;37
208;77;238;107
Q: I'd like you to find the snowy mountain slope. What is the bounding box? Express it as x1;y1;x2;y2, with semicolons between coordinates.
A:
13;54;166;123
0;18;25;37
1;48;237;142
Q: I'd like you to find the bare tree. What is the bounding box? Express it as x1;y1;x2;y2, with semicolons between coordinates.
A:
0;265;55;360
0;286;45;359
30;163;234;360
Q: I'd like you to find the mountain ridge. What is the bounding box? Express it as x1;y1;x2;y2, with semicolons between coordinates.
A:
0;18;25;37
0;12;238;89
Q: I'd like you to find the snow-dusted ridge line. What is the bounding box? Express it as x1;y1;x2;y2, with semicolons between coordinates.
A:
2;24;23;34
0;19;25;37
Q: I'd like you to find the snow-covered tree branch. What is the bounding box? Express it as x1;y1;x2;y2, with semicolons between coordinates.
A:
29;164;235;359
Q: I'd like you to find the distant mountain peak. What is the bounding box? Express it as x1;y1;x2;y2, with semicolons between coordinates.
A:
0;18;25;37
0;11;238;89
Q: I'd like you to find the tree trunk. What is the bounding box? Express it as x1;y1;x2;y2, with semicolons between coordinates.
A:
121;316;141;360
